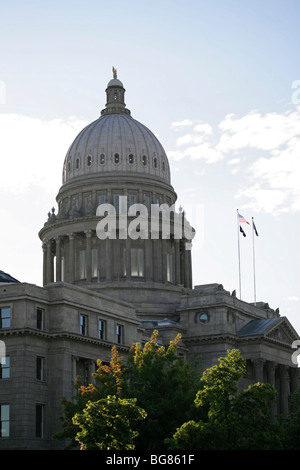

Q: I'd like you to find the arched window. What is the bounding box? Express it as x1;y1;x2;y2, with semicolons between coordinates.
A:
100;154;105;164
76;158;80;169
142;155;147;166
153;157;158;168
128;154;134;164
114;153;120;164
87;156;92;166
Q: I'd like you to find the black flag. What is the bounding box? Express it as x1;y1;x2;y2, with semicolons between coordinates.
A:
252;219;259;236
240;226;246;237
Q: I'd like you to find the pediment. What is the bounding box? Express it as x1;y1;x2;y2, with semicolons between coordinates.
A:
266;318;299;345
238;317;299;346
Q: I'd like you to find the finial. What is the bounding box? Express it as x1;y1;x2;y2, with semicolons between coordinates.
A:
112;66;117;79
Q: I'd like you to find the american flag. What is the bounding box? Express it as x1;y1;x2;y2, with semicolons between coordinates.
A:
238;213;250;224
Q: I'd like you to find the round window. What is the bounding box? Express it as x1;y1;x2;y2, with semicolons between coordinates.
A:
199;313;208;323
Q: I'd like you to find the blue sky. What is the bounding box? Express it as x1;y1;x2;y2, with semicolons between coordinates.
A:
1;0;300;333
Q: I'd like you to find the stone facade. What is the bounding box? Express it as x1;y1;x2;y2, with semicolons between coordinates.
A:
0;72;299;449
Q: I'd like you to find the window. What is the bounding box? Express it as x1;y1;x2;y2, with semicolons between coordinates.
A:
100;154;105;164
166;253;173;283
114;153;120;164
36;404;44;438
87;155;92;166
116;324;123;344
114;195;120;214
142;155;147;166
0;307;10;329
153;157;158;168
0;404;10;438
61;256;65;282
114;92;117;101
129;195;136;207
131;248;144;277
80;314;88;335
79;250;86;279
76;158;80;169
92;249;98;278
36;308;44;330
36;357;44;381
0;357;10;380
98;319;106;340
128;154;134;164
199;313;208;323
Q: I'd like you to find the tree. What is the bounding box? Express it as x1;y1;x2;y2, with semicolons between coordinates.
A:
73;395;146;450
55;331;202;449
168;349;282;450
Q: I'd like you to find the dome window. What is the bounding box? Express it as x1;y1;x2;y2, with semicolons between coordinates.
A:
114;153;120;164
162;161;165;172
128;154;134;164
142;155;147;166
87;156;92;166
153;157;158;169
100;154;105;164
67;161;71;172
76;158;80;169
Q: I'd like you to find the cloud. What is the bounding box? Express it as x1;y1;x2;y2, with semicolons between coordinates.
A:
169;106;300;214
0;113;88;195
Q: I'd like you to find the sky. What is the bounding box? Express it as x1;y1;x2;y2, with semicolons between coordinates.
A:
1;0;300;333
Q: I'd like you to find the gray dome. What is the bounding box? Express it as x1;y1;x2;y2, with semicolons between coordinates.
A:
63;113;170;184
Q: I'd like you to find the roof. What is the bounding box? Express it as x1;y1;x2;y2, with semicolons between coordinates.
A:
237;317;282;336
0;270;20;284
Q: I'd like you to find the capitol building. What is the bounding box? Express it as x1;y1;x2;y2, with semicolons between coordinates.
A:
0;71;299;449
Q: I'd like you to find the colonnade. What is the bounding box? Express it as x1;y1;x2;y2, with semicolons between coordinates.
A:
42;230;193;288
251;358;299;417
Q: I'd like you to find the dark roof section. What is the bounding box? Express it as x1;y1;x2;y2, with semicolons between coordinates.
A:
237;317;282;337
0;270;20;284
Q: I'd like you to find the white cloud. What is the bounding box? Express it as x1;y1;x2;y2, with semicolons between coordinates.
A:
168;107;300;214
0;113;88;195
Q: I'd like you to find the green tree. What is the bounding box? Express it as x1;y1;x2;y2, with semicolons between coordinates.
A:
73;395;146;450
281;390;300;449
121;330;202;449
55;331;202;449
168;349;281;450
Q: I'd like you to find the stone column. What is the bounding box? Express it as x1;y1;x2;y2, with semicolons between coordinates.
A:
85;230;92;282
175;239;181;285
55;237;61;282
253;358;264;383
267;361;277;419
125;237;131;280
279;365;289;417
105;237;112;281
162;239;167;283
46;240;54;284
290;367;299;395
145;238;153;281
68;233;75;283
72;356;79;383
42;243;47;286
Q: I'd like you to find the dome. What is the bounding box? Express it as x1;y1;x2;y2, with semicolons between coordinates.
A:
63;114;170;185
62;72;171;186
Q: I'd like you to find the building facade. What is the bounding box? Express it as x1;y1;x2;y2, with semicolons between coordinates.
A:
0;72;299;449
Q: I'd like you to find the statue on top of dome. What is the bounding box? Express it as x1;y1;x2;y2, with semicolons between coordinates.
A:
112;66;117;79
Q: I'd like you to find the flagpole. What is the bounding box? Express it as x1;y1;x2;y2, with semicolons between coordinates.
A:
252;217;257;305
237;209;241;299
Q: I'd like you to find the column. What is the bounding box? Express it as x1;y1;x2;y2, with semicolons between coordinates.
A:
162;239;167;283
267;361;277;419
55;237;61;282
85;230;92;282
253;358;264;383
68;233;75;283
279;365;289;417
125;237;131;280
42;243;47;286
46;240;54;284
290;367;299;395
145;238;153;281
175;239;181;285
105;237;112;281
